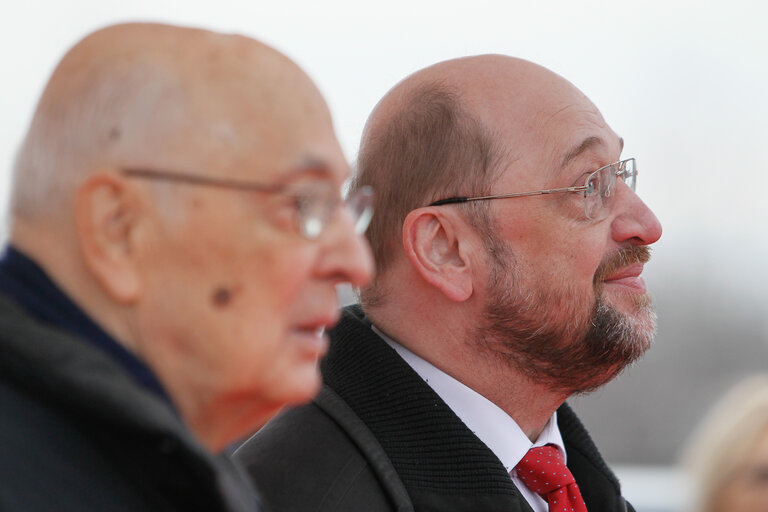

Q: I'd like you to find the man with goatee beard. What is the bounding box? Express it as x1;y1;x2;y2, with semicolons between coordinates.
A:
237;55;662;512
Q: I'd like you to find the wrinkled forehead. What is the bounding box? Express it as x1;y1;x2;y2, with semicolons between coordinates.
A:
536;100;621;173
470;80;620;185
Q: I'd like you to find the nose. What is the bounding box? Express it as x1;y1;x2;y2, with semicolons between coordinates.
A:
609;181;662;246
316;207;375;288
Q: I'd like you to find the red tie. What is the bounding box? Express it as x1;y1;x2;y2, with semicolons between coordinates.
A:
514;445;588;512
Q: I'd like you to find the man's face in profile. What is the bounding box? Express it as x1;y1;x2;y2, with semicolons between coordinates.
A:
131;87;373;419
475;95;662;394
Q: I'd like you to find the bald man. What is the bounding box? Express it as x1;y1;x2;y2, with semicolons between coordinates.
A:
236;55;662;511
0;23;373;511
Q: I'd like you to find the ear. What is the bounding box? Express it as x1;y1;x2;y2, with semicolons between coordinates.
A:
402;208;475;302
74;172;144;304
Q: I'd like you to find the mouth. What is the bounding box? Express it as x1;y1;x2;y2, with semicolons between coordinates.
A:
603;262;646;293
293;312;340;357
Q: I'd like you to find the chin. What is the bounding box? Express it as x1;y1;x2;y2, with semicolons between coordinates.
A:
276;368;324;408
605;288;654;319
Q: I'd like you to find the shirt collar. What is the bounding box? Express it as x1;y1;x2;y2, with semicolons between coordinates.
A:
372;323;566;473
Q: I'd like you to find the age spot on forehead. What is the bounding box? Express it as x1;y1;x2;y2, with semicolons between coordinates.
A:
211;284;243;308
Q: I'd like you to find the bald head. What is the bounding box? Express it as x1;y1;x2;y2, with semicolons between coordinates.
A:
356;55;602;302
367;54;596;138
12;22;334;222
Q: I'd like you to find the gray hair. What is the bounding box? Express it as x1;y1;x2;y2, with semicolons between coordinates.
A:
10;55;184;222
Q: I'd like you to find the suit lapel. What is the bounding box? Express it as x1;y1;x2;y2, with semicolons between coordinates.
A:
324;307;527;511
325;307;625;511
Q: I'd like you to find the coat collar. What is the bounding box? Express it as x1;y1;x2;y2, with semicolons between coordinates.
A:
0;294;260;512
323;305;624;512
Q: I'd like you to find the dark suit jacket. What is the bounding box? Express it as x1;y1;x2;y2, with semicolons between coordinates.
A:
0;295;260;511
236;306;633;512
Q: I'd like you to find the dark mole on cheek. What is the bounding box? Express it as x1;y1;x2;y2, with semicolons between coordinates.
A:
108;127;121;141
211;285;241;307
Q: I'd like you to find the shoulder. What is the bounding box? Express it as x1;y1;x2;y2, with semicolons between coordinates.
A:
235;387;398;512
0;302;135;508
0;375;153;510
0;299;259;512
236;394;358;472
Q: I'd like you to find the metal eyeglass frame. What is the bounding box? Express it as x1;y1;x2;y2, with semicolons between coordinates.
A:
427;158;637;221
121;168;374;240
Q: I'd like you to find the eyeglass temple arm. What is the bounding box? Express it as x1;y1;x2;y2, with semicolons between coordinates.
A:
428;186;588;207
122;168;286;193
429;197;470;206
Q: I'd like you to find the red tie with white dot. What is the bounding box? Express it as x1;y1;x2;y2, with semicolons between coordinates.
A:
514;445;588;512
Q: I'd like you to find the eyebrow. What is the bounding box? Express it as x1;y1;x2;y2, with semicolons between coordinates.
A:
279;158;336;181
560;136;625;170
560;136;604;169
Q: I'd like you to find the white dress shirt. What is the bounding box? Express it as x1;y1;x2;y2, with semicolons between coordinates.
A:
373;324;565;512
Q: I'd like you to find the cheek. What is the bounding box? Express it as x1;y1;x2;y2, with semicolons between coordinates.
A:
162;209;319;316
192;242;320;358
251;343;323;407
210;244;321;358
524;236;604;292
138;213;320;361
241;244;320;312
134;202;331;412
502;208;605;284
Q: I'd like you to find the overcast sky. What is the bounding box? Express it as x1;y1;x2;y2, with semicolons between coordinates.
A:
2;0;767;304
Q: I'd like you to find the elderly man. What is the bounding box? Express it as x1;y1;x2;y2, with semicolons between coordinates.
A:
236;55;662;512
0;23;373;510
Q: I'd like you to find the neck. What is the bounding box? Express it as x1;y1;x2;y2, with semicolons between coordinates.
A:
429;338;567;440
10;222;139;351
369;301;568;441
136;335;281;453
163;383;280;453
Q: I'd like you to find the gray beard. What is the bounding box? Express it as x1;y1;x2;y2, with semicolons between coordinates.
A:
477;249;656;396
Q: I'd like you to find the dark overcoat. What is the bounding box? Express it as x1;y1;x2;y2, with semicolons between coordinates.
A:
236;306;633;512
0;296;260;511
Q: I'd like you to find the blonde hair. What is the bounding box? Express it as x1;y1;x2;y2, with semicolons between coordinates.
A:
681;375;768;512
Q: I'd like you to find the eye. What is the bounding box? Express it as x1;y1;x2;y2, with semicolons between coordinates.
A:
567;171;592;196
292;188;333;239
265;192;309;235
292;194;312;214
585;176;598;197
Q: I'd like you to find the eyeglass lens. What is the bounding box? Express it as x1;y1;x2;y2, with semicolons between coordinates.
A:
299;185;374;240
347;186;374;235
584;159;636;220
